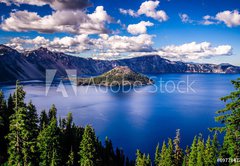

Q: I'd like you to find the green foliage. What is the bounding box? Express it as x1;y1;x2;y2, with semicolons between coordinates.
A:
188;136;197;166
79;125;97;166
67;147;74;166
39;110;48;130
37;118;61;166
204;136;217;166
159;141;167;166
214;78;240;158
173;129;183;166
154;143;161;166
196;135;204;166
135;150;151;166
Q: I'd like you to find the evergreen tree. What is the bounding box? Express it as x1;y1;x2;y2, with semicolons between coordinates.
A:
159;141;167;166
115;147;125;166
7;107;28;166
79;125;97;166
0;91;8;164
183;146;190;166
196;135;204;166
38;118;61;166
22;101;39;165
48;104;57;121
188;136;197;166
135;150;151;166
7;94;14;116
104;137;115;165
214;78;240;158
165;138;174;166
135;150;143;166
173;129;183;166
204;136;216;166
212;132;219;159
7;83;33;166
67;147;75;166
39;110;49;130
155;143;161;166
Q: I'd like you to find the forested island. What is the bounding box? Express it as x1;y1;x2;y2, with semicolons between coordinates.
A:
77;66;153;86
0;78;239;166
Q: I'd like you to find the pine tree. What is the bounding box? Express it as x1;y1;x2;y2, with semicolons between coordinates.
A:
214;78;240;158
173;129;183;166
48;104;57;121
135;150;151;166
204;136;216;166
188;136;197;166
0;91;8;164
7;107;27;166
196;135;204;166
135;150;143;166
79;125;97;166
155;143;161;166
67;147;75;166
165;138;174;166
104;137;115;165
39;110;49;130
22;101;39;165
159;141;167;166
7;83;32;166
183;146;190;166
38;118;61;166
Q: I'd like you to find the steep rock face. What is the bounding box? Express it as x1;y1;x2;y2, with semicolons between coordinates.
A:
0;45;239;82
115;55;188;73
0;45;44;82
24;47;114;76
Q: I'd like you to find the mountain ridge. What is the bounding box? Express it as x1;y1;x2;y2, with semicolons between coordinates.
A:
0;45;239;82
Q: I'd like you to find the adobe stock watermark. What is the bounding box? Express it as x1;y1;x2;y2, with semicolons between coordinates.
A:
45;69;196;97
45;69;77;97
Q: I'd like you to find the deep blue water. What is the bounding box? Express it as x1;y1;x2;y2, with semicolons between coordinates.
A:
1;74;239;159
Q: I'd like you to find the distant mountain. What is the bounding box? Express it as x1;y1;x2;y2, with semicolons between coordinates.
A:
77;66;153;86
0;44;239;82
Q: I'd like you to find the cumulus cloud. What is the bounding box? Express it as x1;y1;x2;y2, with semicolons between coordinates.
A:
0;6;112;34
127;21;154;35
7;35;91;53
138;0;168;22
157;42;233;60
6;34;155;58
6;35;232;61
119;0;168;22
182;10;240;27
215;10;240;27
0;0;92;10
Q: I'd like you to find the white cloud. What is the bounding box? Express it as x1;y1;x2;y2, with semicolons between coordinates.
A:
93;34;155;54
158;42;232;60
6;34;155;57
179;13;192;23
119;0;168;22
0;0;92;10
6;36;232;61
215;10;240;27
137;0;168;22
119;8;138;17
183;10;240;27
127;21;154;35
0;6;112;34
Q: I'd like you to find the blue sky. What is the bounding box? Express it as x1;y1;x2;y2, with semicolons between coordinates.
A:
0;0;239;65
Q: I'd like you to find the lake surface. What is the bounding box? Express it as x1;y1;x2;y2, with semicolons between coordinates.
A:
1;74;239;159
